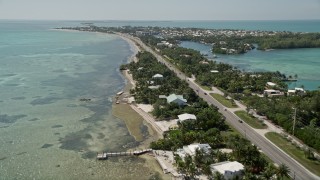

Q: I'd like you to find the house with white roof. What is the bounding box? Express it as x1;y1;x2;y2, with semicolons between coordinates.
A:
178;113;197;122
159;95;167;99
210;161;244;180
287;87;306;95
266;82;277;87
152;74;164;79
166;94;187;106
176;143;211;159
210;70;219;73
295;87;305;92
148;85;160;90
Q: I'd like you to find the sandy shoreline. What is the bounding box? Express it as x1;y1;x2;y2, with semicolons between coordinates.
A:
112;34;171;179
114;34;163;142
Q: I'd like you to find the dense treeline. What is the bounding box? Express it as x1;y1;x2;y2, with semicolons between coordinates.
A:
256;33;320;50
178;32;320;54
124;51;278;178
244;91;320;150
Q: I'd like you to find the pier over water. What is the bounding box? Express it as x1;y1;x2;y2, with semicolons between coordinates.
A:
97;149;153;160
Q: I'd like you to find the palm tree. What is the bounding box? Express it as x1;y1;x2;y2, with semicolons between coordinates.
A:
194;148;205;167
262;164;276;180
276;163;290;179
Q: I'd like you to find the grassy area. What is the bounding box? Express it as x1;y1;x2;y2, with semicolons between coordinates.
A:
217;87;228;94
221;121;243;138
265;132;320;176
235;111;267;129
210;93;238;108
195;82;212;91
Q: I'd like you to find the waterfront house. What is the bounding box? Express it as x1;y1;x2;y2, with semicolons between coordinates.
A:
210;161;244;180
166;94;187;106
287;89;296;95
176;143;211;159
295;87;305;92
287;87;306;95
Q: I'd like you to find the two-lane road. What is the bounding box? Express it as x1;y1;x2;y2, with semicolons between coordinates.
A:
120;33;319;180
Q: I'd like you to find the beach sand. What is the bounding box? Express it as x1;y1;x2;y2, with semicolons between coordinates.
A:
111;35;171;179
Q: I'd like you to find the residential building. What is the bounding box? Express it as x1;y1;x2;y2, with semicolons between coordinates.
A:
176;143;211;159
166;94;187;106
210;161;244;180
266;82;277;87
152;74;164;78
178;113;197;122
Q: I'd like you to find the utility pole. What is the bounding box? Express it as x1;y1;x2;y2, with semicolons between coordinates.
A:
293;108;297;136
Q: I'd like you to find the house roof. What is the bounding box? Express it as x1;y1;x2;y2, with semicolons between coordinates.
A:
178;113;197;121
177;143;211;158
148;85;160;89
166;94;187;104
152;74;163;78
182;143;211;156
210;70;219;73
295;87;305;91
264;89;279;93
266;82;277;86
211;161;244;174
159;95;167;99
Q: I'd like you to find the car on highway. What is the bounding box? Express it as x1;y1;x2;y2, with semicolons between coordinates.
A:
238;120;243;123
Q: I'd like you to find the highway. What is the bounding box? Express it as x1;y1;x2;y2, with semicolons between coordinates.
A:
120;33;319;180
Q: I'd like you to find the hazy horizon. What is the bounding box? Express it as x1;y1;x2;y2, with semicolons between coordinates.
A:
0;0;319;21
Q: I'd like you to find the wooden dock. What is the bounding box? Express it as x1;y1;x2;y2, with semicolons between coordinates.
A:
97;149;153;160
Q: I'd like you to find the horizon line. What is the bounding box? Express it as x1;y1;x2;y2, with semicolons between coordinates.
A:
1;18;320;22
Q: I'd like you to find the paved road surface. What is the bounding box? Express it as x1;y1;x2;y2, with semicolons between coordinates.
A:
120;33;319;180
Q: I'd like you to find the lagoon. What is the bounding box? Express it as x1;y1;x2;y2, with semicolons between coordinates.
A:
180;41;320;90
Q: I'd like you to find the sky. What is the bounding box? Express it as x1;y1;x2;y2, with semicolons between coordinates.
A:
0;0;320;20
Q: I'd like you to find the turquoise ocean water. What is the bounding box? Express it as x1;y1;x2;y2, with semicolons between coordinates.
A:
0;21;155;179
0;20;319;179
